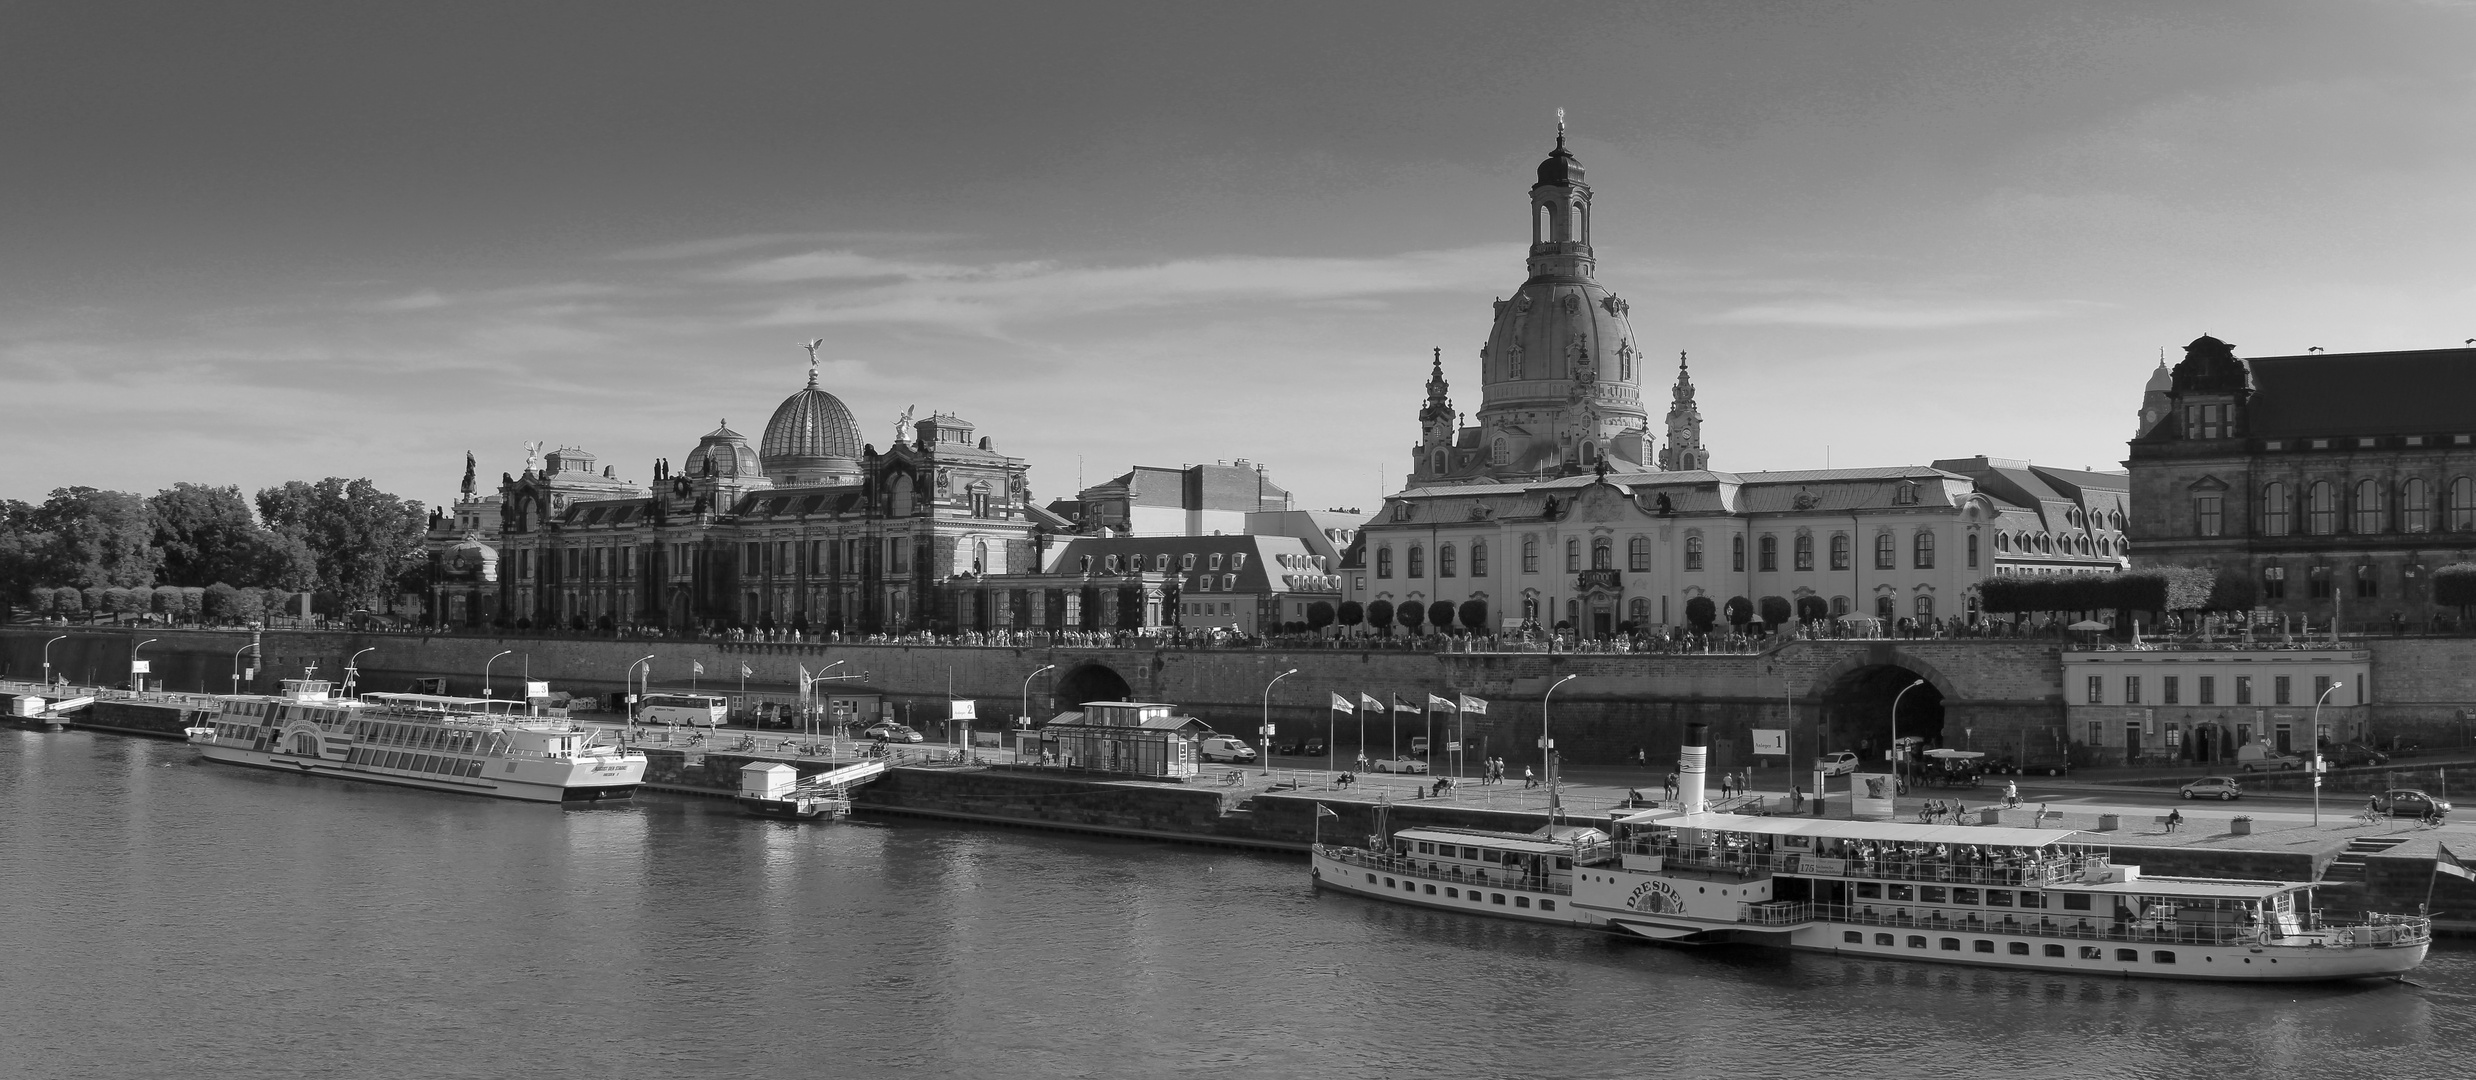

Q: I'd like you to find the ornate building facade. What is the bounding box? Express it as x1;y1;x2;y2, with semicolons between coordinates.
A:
2126;335;2476;625
481;365;1071;635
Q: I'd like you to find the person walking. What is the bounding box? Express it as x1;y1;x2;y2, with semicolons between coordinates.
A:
1636;747;1647;769
1663;770;1679;802
1523;765;1537;789
2003;779;2020;808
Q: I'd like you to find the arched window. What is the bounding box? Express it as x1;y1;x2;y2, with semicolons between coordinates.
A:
1591;538;1612;570
1566;538;1581;572
1732;535;1747;572
1758;535;1778;572
1376;547;1394;578
1794;533;1814;571
1831;596;1851;616
1966;533;1980;569
2403;478;2433;533
1993;532;2010;552
1876;595;1895;620
1874;533;1896;570
2307;481;2337;535
1628;536;1651;571
1581;442;1598;465
1490;438;1509;466
1628;597;1648;625
1914;530;1936;569
1915;594;1935;619
2261;482;2291;536
1407;545;1425;578
1521;537;1539;573
1438;544;1456;577
2353;478;2385;534
2453;477;2476;531
1830;533;1851;570
1685;535;1705;571
973;541;988;574
1471;541;1488;576
1431;450;1446;475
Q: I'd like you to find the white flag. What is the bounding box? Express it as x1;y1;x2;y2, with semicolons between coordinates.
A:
740;663;753;678
1459;694;1488;715
1330;692;1352;713
1428;694;1453;711
692;661;705;676
798;665;812;703
1360;693;1382;712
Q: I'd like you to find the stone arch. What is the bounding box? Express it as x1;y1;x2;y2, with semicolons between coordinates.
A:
1053;662;1133;710
1812;649;1960;760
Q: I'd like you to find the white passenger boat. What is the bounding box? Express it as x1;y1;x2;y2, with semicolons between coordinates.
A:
188;678;645;803
1311;723;2430;982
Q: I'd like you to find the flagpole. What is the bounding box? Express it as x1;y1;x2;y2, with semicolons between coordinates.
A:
1455;698;1464;780
1389;692;1399;760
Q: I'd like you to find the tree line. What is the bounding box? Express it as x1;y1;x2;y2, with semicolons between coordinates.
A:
0;479;428;624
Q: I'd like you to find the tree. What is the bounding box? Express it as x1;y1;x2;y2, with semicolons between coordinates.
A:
1685;596;1716;633
1723;596;1753;627
53;586;83;618
1305;601;1335;631
1366;599;1394;636
152;584;184;621
1458;598;1488;632
151;483;305;588
26;487;159;590
1336;600;1364;632
1396;599;1426;635
203;582;242;624
255;478;426;612
1758;596;1791;625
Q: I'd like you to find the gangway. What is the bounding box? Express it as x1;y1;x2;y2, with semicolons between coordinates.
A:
736;759;888;820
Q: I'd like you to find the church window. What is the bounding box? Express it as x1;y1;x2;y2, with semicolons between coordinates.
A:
1874;533;1896;570
1591;539;1612;570
1439;545;1456;578
2452;477;2476;531
1522;537;1539;573
1471;542;1488;576
1432;450;1446;475
1830;534;1850;571
1628;536;1650;572
2307;481;2337;535
1565;539;1581;573
1913;531;1935;570
2194;496;2223;538
1793;533;1814;572
2261;482;2292;536
1731;535;1746;573
973;542;988;575
1408;545;1425;578
1490;438;1509;466
1758;535;1778;572
2353;479;2384;534
1966;533;1980;569
1508;345;1524;381
1684;535;1704;571
2403;478;2432;533
1376;548;1393;579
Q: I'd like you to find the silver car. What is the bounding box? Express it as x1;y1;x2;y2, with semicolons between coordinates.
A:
2179;775;2242;801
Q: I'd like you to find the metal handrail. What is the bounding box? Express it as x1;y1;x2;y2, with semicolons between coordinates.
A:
1323;849;1575;896
1816;903;2430;947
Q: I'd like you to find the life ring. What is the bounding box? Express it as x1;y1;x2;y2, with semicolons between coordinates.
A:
2335;928;2356;947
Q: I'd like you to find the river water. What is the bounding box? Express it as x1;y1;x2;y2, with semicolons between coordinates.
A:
3;728;2471;1080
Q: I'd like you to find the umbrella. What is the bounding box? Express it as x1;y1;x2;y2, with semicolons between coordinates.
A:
2066;620;2109;631
1924;748;1985;760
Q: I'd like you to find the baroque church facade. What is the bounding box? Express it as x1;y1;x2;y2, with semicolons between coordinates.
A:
1347;128;2126;637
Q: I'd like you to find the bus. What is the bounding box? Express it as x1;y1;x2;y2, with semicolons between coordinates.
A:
636;692;729;728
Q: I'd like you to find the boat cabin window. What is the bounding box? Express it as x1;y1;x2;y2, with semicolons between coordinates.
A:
1986;891;2014;908
1482;850;1502;863
2062;894;2092;911
1920;886;1947;903
1888;884;1914;902
2019;892;2042;909
1855;882;1882;900
1953;887;1979;905
1417;842;1435;854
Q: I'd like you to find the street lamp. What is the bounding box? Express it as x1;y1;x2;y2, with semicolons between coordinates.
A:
1543;673;1578;813
626;654;656;728
42;635;67;686
1021;663;1054;734
1260;668;1297;776
483;649;513;698
345;647;375;698
2310;680;2344;826
230;641;258;695
1891;678;1928;793
809;660;849;740
131;638;158;693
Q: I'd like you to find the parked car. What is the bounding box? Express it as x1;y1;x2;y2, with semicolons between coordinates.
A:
863;723;924;743
2371;789;2452;818
2238;751;2304;772
2326;743;2390;768
1199;736;1257;763
2179;776;2243;801
1820;751;1861;777
1369;756;1430;775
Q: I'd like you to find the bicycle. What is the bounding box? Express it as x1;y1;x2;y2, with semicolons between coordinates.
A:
2417;810;2448;830
2353;806;2386;826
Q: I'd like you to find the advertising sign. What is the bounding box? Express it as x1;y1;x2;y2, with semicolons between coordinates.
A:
129;660;151;674
1852;772;1898;820
1751;728;1786;755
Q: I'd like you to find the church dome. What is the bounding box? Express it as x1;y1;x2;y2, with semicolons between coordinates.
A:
1537;134;1583;187
683;422;764;480
760;369;864;486
2144;359;2172;393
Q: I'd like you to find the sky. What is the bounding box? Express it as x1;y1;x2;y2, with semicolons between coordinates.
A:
6;1;2474;517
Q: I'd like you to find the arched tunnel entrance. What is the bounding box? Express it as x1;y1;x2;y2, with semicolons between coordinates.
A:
1051;663;1132;713
1820;664;1946;765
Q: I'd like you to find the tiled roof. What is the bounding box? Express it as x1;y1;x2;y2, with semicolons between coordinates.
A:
2247;348;2476;438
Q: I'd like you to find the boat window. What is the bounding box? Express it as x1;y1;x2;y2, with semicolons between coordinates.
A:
1445;888;1458;899
1515;897;1531;908
1417;842;1434;854
2019;892;2041;909
1482;850;1502;863
1889;884;1914;902
2152;951;2176;964
2116;949;2139;962
1844;932;1863;944
2009;942;2031;955
1953;888;1979;905
1987;891;2014;908
1540;900;1555;911
1939;938;1960;951
1875;934;1894;946
2044;944;2065;957
1856;882;1882;899
1462;847;1479;859
2063;894;2092;911
1491;894;1506;905
1365;874;1376;884
2081;946;2103;960
1974;940;1996;953
1423;885;1436;895
1920;886;1947;903
1906;936;1926;949
1556;857;1572;869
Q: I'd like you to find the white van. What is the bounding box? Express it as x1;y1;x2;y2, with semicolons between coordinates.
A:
1199;736;1256;763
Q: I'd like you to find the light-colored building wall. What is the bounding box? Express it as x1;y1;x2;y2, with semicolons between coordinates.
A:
2061;646;2372;764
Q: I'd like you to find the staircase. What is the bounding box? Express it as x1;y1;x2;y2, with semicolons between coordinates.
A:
2323;836;2410;882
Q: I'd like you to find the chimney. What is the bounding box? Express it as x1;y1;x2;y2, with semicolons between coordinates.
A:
1677;722;1709;813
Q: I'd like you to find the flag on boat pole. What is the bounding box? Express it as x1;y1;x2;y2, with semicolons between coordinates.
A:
2429;842;2473;912
1316;803;1339;818
1313;801;1337;847
1459;694;1488;715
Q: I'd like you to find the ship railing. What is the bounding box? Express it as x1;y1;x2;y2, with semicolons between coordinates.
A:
1616;843;2089;888
1815;903;2424;947
1737;900;1813;926
1322;849;1573;896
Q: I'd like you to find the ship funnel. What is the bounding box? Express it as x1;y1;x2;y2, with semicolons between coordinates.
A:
1677;722;1709;813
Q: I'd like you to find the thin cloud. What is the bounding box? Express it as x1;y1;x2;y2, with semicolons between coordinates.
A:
1699;298;2084;329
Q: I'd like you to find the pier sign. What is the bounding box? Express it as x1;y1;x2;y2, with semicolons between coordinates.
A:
1751;728;1785;755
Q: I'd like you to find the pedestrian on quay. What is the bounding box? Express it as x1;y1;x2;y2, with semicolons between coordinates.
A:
1523;765;1537;788
2003;779;2020;808
1636;747;1647;769
1719;772;1735;802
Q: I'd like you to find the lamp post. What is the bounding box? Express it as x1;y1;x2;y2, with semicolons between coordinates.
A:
131;638;158;693
1020;662;1054;736
230;641;258;695
1543;673;1578;813
483;650;513;699
345;647;375;698
42;635;67;686
1891;677;1927;794
1261;668;1297;776
2310;681;2343;825
811;659;848;741
626;654;656;729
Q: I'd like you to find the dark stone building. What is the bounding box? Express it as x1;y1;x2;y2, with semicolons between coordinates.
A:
2126;335;2476;627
